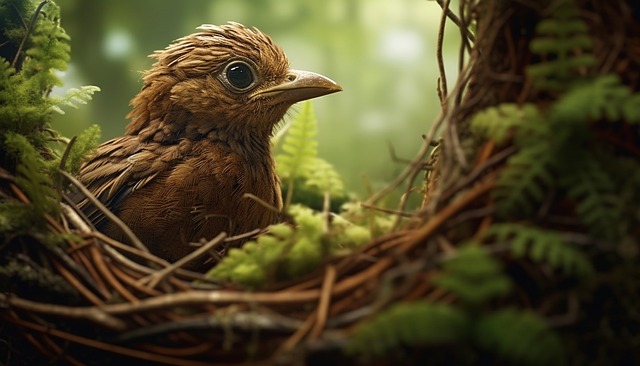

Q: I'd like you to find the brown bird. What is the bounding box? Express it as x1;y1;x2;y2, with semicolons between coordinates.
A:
77;22;341;270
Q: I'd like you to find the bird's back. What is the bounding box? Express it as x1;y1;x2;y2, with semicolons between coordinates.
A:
79;134;281;267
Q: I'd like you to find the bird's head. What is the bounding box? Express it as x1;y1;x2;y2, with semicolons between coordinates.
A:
127;22;341;142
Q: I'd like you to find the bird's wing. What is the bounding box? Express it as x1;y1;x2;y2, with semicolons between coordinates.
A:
76;135;184;227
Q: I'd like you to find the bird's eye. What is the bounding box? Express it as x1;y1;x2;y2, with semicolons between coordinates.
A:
223;61;256;92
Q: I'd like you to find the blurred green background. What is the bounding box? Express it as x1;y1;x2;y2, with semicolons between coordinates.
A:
52;0;461;201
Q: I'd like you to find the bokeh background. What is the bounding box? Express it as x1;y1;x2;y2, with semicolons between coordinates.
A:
52;0;461;202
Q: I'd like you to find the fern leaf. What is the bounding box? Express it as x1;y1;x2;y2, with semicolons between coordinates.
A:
470;103;542;144
275;101;318;181
304;157;345;195
64;124;101;174
485;223;594;278
474;309;566;366
4;132;59;217
347;302;468;358
21;1;70;92
528;0;596;92
49;85;101;115
561;156;621;242
434;245;512;307
551;75;632;124
494;142;555;218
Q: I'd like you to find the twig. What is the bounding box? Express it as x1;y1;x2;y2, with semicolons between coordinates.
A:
243;193;281;215
436;0;451;107
435;0;476;43
90;244;139;303
1;294;125;330
59;170;149;254
3;315;217;366
310;265;336;339
115;311;301;343
406;173;496;251
138;232;227;289
366;114;443;205
11;0;47;69
360;203;413;217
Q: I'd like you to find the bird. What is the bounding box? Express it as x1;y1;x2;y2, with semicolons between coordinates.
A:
76;22;341;270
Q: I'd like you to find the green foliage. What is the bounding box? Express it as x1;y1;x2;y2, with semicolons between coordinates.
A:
485;224;593;278
0;0;100;244
527;0;596;92
474;309;566;366
561;157;621;242
275;101;347;207
471;78;631;240
470;103;541;144
64;124;101;174
433;245;512;307
5;132;59;217
349;246;565;365
551;74;640;124
207;205;372;288
347;302;468;358
49;85;101;115
276;101;318;181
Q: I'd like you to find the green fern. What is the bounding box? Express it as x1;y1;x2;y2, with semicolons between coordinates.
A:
276;101;319;182
474;308;566;366
551;75;638;124
207;205;372;288
64;124;101;174
0;0;100;245
433;245;512;307
561;156;621;242
305;157;345;196
49;85;101;115
4;132;59;217
347;302;468;358
349;246;565;365
528;0;596;92
21;0;70;93
494;142;555;218
275;100;346;207
470;103;541;144
485;223;594;278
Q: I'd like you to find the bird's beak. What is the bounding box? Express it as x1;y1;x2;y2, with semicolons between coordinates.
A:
252;69;342;104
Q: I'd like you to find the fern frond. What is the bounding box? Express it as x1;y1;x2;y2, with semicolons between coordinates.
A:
475;309;566;366
561;156;621;242
4;132;59;217
470;103;542;144
208;203;374;288
528;0;596;92
485;224;594;278
494;142;555;218
21;1;70;92
434;245;512;307
551;75;633;124
347;302;468;358
275;101;318;181
304;157;345;196
64;124;101;174
49;85;101;115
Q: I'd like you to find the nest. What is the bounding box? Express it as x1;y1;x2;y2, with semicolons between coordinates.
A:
2;0;640;365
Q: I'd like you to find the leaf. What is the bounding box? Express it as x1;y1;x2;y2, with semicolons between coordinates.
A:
494;142;555;218
49;85;101;115
561;156;621;242
347;302;468;358
485;224;594;278
434;245;512;307
275;101;318;181
475;309;566;366
470;103;542;144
